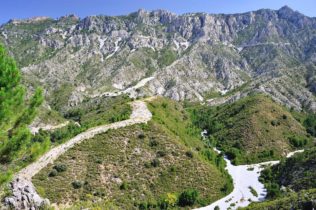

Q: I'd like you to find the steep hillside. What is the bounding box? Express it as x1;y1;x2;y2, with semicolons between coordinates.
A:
1;7;316;112
244;148;316;209
189;94;312;164
243;189;316;210
261;148;316;194
32;97;232;209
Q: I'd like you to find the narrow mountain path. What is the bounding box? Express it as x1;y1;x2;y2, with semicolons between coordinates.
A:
4;99;154;209
92;76;155;98
29;121;70;134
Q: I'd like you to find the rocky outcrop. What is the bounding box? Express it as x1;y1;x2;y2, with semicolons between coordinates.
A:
4;178;49;210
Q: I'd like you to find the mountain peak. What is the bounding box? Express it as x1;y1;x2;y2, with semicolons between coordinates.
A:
277;5;296;17
279;5;294;12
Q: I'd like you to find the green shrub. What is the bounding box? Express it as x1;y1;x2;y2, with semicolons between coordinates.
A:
221;183;231;193
271;120;279;126
72;180;82;189
64;108;83;122
48;169;58;177
226;149;238;160
138;133;145;139
201;149;215;161
149;139;159;147
288;136;308;148
161;102;169;108
157;150;167;157
53;164;67;172
95;159;102;164
0;171;13;185
151;158;160;167
304;114;316;137
120;182;128;190
144;162;151;168
169;166;176;173
159;193;177;209
185;151;194;158
266;183;281;198
178;189;199;206
138;202;148;210
258;150;274;159
50;122;84;143
249;186;258;197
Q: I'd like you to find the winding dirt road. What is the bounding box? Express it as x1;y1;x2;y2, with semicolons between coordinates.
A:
4;99;153;209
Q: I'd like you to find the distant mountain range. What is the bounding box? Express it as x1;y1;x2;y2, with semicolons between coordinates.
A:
1;6;316;112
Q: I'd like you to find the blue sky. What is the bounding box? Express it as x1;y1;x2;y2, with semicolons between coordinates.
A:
0;0;315;24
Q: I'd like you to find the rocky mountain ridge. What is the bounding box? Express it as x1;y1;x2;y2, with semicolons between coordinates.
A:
1;6;316;112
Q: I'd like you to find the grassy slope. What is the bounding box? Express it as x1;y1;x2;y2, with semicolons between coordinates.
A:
189;94;312;164
36;106;66;125
32;97;231;209
64;95;132;128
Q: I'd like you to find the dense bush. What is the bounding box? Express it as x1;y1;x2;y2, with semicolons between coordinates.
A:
288;136;308;148
120;182;128;190
149;139;159;147
159;193;177;209
271;120;280;126
178;189;199;206
185;151;194;158
72;180;82;189
225;148;238;160
138;133;145;139
50;122;84;143
221;183;231;194
304;114;316;137
53;164;67;172
164;80;176;90
258;150;274;159
156;150;167;157
49;169;58;177
266;183;281;198
64;108;83;122
151;158;160;167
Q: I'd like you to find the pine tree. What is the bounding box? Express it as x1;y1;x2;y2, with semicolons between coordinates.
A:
0;44;43;162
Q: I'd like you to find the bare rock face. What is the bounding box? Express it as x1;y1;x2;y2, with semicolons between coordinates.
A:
1;6;316;111
4;178;49;210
